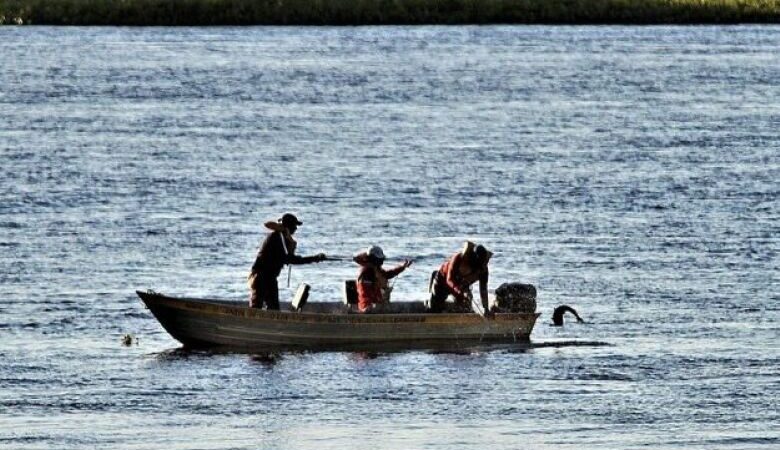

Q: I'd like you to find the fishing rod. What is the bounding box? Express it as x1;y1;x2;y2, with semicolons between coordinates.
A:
322;256;353;262
323;256;419;265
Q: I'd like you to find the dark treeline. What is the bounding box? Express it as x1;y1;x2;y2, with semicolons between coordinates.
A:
1;0;779;25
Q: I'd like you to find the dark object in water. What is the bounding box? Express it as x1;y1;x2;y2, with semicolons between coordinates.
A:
552;305;584;326
121;334;135;346
494;283;537;313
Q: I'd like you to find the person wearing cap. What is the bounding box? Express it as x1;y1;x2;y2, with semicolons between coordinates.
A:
354;246;413;313
248;213;326;310
428;241;492;313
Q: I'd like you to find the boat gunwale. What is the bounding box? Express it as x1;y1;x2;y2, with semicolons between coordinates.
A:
137;290;541;325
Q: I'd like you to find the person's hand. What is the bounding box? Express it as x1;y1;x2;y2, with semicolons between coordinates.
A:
402;259;414;269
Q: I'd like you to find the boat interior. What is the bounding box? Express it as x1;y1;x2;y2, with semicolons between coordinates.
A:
200;298;468;315
293;301;432;314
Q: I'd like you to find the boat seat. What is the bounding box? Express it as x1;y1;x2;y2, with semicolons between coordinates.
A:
343;280;358;305
291;283;310;312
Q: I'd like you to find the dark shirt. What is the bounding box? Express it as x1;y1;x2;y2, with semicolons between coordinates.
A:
251;230;317;278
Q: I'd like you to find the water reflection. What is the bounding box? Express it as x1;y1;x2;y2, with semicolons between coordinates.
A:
249;353;283;367
147;340;610;362
348;352;382;361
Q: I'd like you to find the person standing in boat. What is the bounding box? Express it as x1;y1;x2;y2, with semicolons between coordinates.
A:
428;241;492;313
248;213;326;310
354;246;413;313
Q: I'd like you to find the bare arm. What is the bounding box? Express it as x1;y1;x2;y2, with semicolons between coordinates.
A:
384;260;413;279
479;268;489;308
445;254;468;302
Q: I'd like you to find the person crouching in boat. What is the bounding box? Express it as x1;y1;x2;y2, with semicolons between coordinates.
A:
248;213;326;310
354;246;413;313
428;241;492;313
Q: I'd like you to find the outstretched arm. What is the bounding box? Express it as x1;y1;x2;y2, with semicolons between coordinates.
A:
384;259;413;279
287;252;326;265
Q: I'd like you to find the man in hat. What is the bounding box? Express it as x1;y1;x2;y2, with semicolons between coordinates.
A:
428;241;492;313
248;213;326;310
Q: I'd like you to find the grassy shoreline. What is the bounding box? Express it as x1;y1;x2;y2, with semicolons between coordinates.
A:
1;0;779;26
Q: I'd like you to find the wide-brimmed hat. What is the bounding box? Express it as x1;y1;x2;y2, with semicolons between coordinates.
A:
353;245;385;267
367;245;385;260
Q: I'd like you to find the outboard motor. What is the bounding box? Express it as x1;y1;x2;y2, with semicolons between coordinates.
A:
494;283;537;313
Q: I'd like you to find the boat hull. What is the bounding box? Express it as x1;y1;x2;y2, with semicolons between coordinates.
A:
137;291;539;351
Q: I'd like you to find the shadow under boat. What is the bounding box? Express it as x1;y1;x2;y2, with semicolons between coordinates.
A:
149;339;612;362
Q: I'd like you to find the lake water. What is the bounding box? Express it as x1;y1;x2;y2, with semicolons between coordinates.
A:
0;25;778;449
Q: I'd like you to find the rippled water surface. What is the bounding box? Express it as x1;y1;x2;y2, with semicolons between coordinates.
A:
1;26;778;449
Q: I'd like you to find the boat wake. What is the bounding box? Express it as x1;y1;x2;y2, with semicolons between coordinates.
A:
145;339;612;360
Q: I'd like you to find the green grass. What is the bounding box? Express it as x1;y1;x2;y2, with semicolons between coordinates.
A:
1;0;778;25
